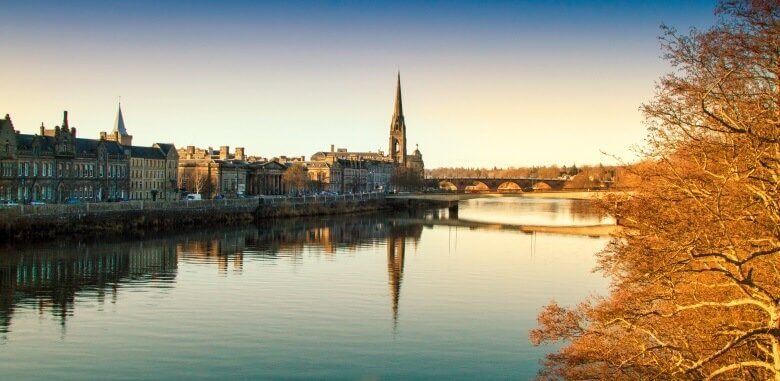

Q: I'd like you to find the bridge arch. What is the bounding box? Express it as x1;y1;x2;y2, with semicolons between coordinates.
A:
497;181;523;193
464;181;489;193
532;182;553;191
438;180;458;191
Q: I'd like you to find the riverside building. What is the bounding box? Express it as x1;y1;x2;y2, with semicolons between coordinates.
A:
308;73;424;193
100;104;179;201
0;112;130;203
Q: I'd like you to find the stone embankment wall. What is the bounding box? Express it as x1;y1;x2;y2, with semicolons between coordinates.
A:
0;193;390;241
256;197;388;218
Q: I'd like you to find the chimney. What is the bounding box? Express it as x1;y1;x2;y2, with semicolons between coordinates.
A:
62;111;69;128
71;127;76;137
330;144;335;153
235;147;245;161
219;145;230;160
40;123;45;136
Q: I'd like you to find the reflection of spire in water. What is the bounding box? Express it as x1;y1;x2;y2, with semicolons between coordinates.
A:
387;235;406;333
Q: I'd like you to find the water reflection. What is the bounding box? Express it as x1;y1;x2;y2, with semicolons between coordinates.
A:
0;212;428;339
0;198;610;380
0;239;178;337
459;197;613;226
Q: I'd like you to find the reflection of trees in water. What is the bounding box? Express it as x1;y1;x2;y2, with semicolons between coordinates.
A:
0;211;428;339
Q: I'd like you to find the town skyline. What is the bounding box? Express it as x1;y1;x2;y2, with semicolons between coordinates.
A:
1;1;717;168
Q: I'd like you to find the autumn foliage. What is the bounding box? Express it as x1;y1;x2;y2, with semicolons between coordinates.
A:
531;1;780;380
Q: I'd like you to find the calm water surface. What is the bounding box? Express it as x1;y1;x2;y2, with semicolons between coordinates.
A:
0;197;609;380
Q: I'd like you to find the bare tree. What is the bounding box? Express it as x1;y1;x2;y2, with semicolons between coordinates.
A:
282;163;307;194
186;170;210;196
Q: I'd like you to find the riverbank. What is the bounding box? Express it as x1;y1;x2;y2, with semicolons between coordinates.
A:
0;194;391;241
0;191;622;241
464;190;634;200
388;189;633;202
510;190;633;200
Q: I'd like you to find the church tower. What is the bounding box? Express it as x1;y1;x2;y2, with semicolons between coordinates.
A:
101;103;133;146
389;72;407;165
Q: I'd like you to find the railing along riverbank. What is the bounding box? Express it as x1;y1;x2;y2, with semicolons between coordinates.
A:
258;192;384;206
0;192;386;217
0;192;389;240
0;198;258;217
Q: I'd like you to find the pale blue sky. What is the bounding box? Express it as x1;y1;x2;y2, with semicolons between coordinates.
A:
1;1;716;167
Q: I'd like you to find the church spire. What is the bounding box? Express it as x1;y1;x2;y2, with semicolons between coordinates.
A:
113;103;128;136
389;72;407;165
393;71;403;117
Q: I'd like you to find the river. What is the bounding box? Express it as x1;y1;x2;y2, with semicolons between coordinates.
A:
0;197;610;380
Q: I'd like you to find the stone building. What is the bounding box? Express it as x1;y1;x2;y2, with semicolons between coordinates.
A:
406;145;424;175
365;159;395;192
177;145;288;198
305;160;339;192
0;112;130;203
305;156;395;194
100;104;179;201
388;73;424;176
307;73;423;192
246;160;287;195
128;144;178;201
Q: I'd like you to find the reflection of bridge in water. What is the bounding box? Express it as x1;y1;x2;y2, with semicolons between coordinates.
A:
392;217;618;237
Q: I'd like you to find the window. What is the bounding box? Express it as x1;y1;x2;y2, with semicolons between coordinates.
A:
1;162;12;177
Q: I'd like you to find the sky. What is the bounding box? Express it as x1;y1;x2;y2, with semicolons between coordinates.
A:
1;0;716;168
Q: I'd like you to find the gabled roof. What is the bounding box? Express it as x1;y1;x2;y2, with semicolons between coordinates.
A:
250;161;287;170
305;161;331;169
15;135;54;153
14;134;126;156
130;146;166;159
76;138;126;155
153;143;179;158
154;143;176;156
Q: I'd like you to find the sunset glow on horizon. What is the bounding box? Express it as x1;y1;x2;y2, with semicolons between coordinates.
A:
1;0;716;168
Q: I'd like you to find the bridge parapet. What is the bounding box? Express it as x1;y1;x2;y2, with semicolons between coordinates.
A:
433;177;567;192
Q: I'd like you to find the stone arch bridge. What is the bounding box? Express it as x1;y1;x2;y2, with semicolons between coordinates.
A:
432;177;567;192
